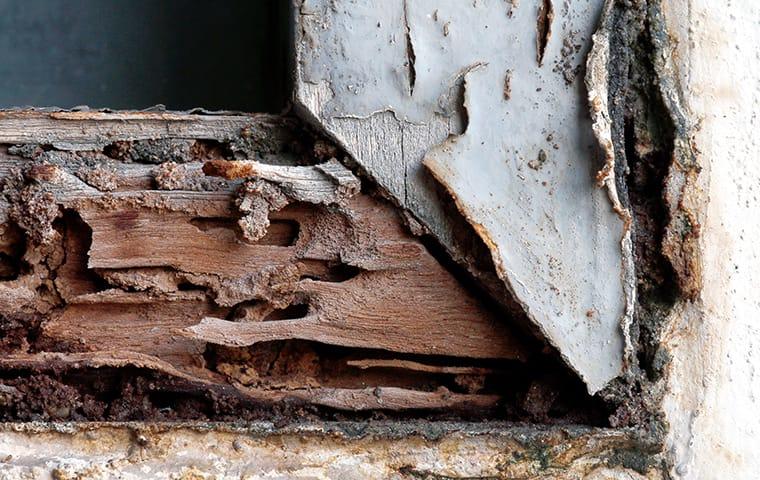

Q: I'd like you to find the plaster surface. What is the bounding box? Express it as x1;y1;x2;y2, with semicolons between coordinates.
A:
661;0;760;478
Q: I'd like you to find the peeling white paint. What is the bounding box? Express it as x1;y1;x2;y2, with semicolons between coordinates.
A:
295;0;629;393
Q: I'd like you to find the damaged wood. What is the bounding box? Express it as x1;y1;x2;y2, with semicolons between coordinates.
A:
0;112;568;418
234;386;501;412
585;0;637;373
346;359;496;375
589;0;702;349
0;111;256;149
294;0;514;317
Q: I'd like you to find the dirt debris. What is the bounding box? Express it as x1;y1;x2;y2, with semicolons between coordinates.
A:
77;166;118;191
236;180;291;242
554;32;583;85
503;70;513;100
528;149;548;170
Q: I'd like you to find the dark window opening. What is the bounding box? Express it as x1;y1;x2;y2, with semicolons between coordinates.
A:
0;0;288;112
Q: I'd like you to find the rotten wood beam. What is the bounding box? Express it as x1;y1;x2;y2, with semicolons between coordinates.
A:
0;115;532;415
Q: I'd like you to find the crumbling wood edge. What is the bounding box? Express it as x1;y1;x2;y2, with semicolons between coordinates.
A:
0;110;268;148
0;354;502;413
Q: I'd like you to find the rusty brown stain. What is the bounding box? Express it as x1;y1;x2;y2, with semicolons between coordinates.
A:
536;0;554;67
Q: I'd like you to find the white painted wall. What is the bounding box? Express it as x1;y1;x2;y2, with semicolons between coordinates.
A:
662;0;760;478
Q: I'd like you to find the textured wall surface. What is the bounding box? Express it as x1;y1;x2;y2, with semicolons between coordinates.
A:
662;0;760;478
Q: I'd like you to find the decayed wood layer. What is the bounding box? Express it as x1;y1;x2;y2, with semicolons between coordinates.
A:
26;166;523;360
0;353;500;413
0;118;528;413
0;110;262;148
346;359;496;375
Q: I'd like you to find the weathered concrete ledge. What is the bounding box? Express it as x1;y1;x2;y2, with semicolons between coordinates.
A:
0;422;663;479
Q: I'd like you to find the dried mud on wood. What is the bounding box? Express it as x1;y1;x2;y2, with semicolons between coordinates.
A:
0;111;605;422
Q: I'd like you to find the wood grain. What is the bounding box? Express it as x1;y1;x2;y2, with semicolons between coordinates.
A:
0;113;528;413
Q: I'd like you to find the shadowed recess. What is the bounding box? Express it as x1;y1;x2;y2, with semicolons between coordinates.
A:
0;0;288;112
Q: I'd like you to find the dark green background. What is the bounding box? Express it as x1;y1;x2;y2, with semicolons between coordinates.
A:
0;0;289;112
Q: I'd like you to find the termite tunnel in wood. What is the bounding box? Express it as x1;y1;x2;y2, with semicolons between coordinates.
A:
0;112;610;424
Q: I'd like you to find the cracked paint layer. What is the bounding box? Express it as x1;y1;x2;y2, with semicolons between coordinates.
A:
295;0;631;393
